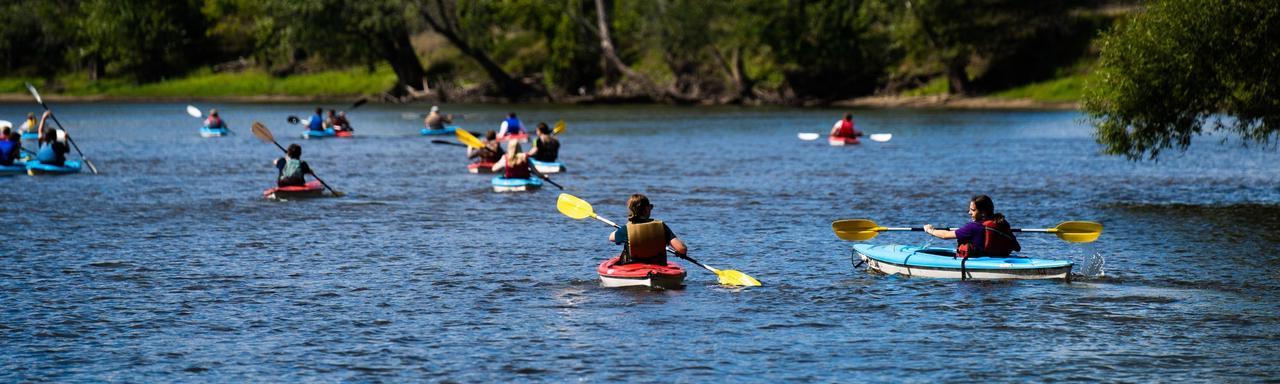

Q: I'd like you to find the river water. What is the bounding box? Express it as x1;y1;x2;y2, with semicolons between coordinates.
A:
2;103;1277;382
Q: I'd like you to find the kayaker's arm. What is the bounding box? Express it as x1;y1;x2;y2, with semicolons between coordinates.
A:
924;224;957;239
668;237;687;255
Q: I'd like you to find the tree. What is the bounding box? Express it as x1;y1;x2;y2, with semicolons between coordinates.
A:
1084;0;1280;160
0;0;79;79
764;0;887;100
418;0;542;100
76;0;209;82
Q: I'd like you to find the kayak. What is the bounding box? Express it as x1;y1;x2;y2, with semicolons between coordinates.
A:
497;132;529;143
263;180;326;200
531;159;565;174
491;175;542;192
199;126;229;137
0;161;25;176
302;128;336;139
829;135;860;146
853;244;1072;280
597;256;687;289
468;161;495;174
21;132;38;140
420;126;459;136
25;160;82;176
334;130;354;138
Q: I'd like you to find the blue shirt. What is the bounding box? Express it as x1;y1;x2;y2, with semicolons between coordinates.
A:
0;140;15;165
308;114;324;131
954;221;985;255
37;141;68;165
503;117;524;135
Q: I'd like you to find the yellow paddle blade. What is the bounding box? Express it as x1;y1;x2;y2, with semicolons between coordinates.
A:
831;219;886;241
553;119;565;135
455;128;484;148
557;193;595;220
1049;221;1103;243
716;269;762;287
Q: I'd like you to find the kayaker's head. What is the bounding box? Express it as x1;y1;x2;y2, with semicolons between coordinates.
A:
1;126;10;138
485;130;497;141
508;112;517;118
41;128;56;143
287;143;302;159
328;109;337;118
970;195;994;222
844;113;852;121
431;105;439;113
536;122;550;135
315;107;323;115
27;112;34;119
627;194;653;221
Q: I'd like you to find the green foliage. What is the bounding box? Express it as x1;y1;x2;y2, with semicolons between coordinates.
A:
1;67;396;97
991;73;1090;103
902;77;948;97
76;0;210;82
1084;0;1280;160
764;0;889;99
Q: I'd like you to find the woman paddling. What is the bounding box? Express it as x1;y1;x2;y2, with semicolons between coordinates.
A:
526;122;560;163
923;195;1021;258
273;143;315;187
491;140;531;178
609;194;688;265
467;130;505;164
35;111;70;166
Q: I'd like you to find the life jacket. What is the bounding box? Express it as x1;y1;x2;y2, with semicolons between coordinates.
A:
21;117;37;133
308;114;324;130
532;136;559;162
625;220;667;264
503;117;524;135
503;155;530;179
835;119;856;138
279;158;305;183
957;220;1021;258
205;116;224;129
0;140;14;165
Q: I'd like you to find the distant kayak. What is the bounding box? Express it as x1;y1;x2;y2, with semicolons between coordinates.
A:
200;126;229;137
420;126;459;136
0;161;25;176
25;160;82;176
531;159;564;174
263;180;326;200
302;128;336;139
497;133;529;143
334;130;354;138
829;135;860;146
20;132;38;140
468;161;495;174
597;256;686;289
491;175;542;192
853;244;1072;280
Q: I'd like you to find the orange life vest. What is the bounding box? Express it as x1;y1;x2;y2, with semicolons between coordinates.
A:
835;119;856;137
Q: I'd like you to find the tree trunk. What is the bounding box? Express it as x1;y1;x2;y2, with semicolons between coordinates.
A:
87;53;104;82
946;55;971;96
420;0;540;100
372;28;428;98
592;0;665;99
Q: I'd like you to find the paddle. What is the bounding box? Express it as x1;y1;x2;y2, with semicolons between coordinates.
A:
430;139;467;147
831;219;1103;243
457;128;564;190
25;83;99;174
799;132;892;142
553;119;565;135
250;121;346;197
556;193;762;287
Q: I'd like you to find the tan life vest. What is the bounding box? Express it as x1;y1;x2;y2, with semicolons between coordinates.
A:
626;220;666;261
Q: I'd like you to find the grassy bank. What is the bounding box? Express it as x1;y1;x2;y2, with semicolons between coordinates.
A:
1;66;397;98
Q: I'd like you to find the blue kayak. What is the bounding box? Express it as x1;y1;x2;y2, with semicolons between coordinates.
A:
491;175;543;192
0;161;25;176
853;244;1072;280
420;126;459;136
25;159;83;176
302;128;336;139
21;132;38;140
530;159;565;174
200;126;229;137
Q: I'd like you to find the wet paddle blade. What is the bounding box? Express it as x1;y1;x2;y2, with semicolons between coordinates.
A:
186;105;202;118
251;121;275;143
1051;221;1103;243
716;269;762;287
286;115;301;125
869;133;892;142
25;83;42;105
797;132;820;141
831;219;886;241
553;120;566;135
557;193;595;220
455;128;485;148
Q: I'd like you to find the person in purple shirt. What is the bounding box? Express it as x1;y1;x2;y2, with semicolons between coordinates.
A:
922;195;1002;257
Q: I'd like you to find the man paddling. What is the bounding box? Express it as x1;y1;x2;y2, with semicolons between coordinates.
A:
204;109;227;130
498;112;525;138
0;125;20;165
424;105;453;130
273;143;315;187
467;130;505;164
609;194;687;265
830;113;863;140
306;108;325;132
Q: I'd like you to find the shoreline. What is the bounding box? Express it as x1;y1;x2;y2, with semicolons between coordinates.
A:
0;92;1080;110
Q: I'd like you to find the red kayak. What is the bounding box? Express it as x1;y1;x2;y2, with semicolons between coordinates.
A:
263;180;325;200
468;161;495;174
597;256;686;289
335;130;354;138
829;135;861;146
497;133;529;143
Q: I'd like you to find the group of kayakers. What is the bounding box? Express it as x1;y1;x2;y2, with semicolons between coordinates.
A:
1;111;72;167
462;111;560;176
307;107;354;133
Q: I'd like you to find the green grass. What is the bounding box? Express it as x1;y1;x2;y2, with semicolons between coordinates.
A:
990;73;1091;103
2;66;397;98
902;77;949;97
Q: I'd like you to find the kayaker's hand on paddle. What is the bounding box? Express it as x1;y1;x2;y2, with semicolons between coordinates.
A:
923;224;935;235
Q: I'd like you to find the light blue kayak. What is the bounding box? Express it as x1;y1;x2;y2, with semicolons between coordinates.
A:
200;126;229;137
491;175;543;192
853;244;1072;280
420;126;459;136
0;161;25;176
21;132;38;140
25;159;83;176
530;159;564;174
302;128;336;139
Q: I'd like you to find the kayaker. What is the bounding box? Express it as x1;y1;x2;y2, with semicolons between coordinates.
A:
204;109;227;129
491;140;531;177
19;112;37;135
273;143;315;187
307;108;325;132
526;122;560;162
467;130;505;164
0;126;19;165
830;113;862;139
923;195;1021;257
325;109;338;130
498;112;524;137
424;106;453;130
334;111;353;132
609;194;687;265
35;112;70;166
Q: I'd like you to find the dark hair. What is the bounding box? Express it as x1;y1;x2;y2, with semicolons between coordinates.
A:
971;194;1007;225
328;109;336;116
485;130;497;140
1;126;9;136
287;143;302;158
843;113;852;120
508;112;517;118
315;107;323;114
42;128;56;143
536;122;550;134
627;194;652;221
